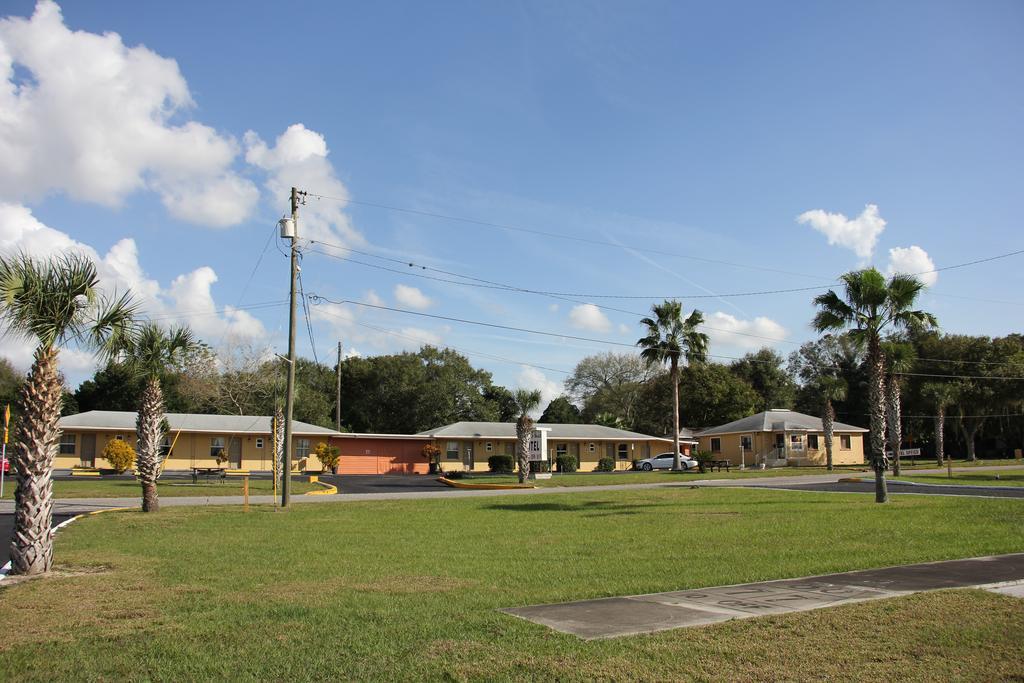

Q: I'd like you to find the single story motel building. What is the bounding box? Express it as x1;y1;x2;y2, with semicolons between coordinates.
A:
55;412;677;474
695;409;867;467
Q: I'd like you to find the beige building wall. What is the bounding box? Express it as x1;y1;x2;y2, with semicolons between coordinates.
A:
698;431;865;466
55;429;334;472
433;437;674;472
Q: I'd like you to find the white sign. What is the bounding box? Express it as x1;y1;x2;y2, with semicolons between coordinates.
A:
886;448;921;457
528;427;550;462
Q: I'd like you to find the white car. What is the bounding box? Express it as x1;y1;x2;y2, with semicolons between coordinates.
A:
636;452;699;471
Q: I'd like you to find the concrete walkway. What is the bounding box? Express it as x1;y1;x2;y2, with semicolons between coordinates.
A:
1;464;1020;513
502;553;1024;639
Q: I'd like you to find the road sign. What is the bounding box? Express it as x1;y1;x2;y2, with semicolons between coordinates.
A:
887;448;921;458
528;427;550;462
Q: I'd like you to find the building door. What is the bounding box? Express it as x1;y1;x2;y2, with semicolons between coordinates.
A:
228;437;242;468
80;433;96;467
463;445;474;470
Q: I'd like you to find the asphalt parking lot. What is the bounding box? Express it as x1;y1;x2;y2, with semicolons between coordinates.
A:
0;511;77;570
319;473;448;494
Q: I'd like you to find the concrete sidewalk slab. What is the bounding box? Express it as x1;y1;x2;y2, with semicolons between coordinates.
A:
502;553;1024;640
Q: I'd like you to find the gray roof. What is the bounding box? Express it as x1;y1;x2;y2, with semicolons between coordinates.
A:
695;409;867;436
675;428;700;442
417;421;671;441
58;411;338;436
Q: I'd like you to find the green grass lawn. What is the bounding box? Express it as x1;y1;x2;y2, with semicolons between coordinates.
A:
1;487;1022;680
895;472;1024;487
0;477;320;499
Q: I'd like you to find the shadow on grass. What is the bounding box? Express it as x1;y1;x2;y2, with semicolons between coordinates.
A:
484;499;675;515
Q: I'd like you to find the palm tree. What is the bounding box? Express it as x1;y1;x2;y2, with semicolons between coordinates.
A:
122;323;198;512
637;300;708;471
512;388;542;483
813;269;936;502
815;375;848;472
0;253;136;575
922;382;958;476
881;340;916;477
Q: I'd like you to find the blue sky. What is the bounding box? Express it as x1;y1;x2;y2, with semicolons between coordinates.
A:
1;0;1022;403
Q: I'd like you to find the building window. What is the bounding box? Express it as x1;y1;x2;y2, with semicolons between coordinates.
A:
740;435;752;451
790;434;804;451
446;441;459;460
255;438;264;449
210;437;225;458
297;439;311;459
807;434;819;450
505;442;514;455
617;443;629;460
115;434;124;441
588;442;596;453
710;438;721;453
59;433;75;455
160;437;172;457
555;443;567;458
485;442;493;452
840;435;851;450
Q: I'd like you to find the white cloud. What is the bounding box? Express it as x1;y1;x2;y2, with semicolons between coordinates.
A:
0;1;258;226
886;245;937;287
365;289;384;307
0;202;267;379
548;303;559;313
798;204;886;260
618;323;630;335
244;124;364;246
703;312;788;351
394;284;432;310
517;366;562;417
568;303;612;332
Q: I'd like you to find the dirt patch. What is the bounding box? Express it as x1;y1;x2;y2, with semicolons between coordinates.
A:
0;564;112;589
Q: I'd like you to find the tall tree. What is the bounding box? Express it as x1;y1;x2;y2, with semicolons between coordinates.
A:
729;348;797;411
512;388;542;484
921;382;958;472
566;352;660;426
0;253;136;575
632;363;758;436
816;375;848;472
881;340;916;476
637;300;709;471
539;396;582;424
122;323;199;513
813;269;936;503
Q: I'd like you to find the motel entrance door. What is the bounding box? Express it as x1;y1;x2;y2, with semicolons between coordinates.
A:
228;437;242;469
80;433;96;468
463;445;474;470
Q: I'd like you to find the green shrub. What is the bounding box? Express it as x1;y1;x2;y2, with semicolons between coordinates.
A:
631;459;642;470
529;460;550;473
596;457;615;472
488;454;514;473
314;442;340;472
102;439;135;473
555;455;577;473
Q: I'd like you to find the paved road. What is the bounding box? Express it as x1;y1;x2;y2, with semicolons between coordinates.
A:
747;480;1024;498
319;473;448;494
0;510;80;569
504;552;1024;639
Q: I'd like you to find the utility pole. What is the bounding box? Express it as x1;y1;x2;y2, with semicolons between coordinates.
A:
335;341;342;432
281;186;301;507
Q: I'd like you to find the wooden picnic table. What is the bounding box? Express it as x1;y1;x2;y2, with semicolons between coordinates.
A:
191;467;226;484
705;459;731;472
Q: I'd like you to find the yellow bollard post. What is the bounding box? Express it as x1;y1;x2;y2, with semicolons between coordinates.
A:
243;475;249;512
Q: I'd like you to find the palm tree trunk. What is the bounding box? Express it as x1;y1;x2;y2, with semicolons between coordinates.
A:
822;397;834;472
274;405;285;488
886;378;902;477
10;346;62;575
934;407;945;469
136;377;164;513
516;417;532;484
671;356;681;471
867;336;888;503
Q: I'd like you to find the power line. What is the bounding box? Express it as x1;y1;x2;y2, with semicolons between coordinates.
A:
305;243;803;346
303;192;829;280
297;269;320;366
306;239;827;300
894;371;1024;380
141;300;287;323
